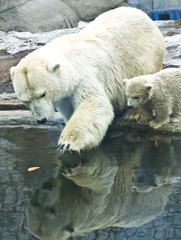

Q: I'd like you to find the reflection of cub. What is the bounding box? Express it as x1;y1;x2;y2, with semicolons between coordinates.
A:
123;68;181;129
25;135;175;240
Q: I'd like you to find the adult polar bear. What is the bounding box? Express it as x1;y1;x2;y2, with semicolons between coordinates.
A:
11;7;165;152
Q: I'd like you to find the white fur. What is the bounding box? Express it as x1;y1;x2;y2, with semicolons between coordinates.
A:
10;7;165;151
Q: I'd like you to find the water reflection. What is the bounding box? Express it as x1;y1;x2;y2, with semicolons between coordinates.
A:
25;132;181;240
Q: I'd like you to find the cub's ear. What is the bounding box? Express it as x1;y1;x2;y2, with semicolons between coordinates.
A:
47;63;60;74
10;66;16;79
123;79;128;87
145;84;152;92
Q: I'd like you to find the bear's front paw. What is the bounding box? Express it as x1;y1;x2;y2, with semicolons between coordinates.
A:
58;128;91;152
58;136;83;152
122;108;141;122
149;119;168;129
138;118;150;126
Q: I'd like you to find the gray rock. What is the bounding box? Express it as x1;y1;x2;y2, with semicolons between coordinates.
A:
0;110;63;127
123;0;181;11
164;33;181;69
4;186;17;206
0;0;26;14
153;0;181;9
123;0;153;12
0;22;87;54
62;0;126;21
0;0;79;32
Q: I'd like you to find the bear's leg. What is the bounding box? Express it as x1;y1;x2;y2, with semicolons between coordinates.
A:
149;106;169;129
58;97;114;152
170;107;181;123
138;106;153;125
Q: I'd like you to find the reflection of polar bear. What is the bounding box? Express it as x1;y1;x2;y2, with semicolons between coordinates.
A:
24;135;179;240
10;7;165;151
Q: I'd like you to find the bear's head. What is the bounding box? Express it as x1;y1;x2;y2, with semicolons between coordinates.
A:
123;77;152;108
10;51;72;124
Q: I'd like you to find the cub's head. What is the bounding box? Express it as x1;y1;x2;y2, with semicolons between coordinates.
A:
10;53;64;123
123;77;152;108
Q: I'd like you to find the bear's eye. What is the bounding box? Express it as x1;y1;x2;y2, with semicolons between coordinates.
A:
22;101;30;107
133;96;139;100
40;93;45;98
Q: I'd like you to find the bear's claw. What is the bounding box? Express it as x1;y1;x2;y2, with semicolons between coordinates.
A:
58;143;71;151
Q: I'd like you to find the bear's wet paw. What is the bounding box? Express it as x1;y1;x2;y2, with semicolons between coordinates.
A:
58;137;84;152
60;167;73;176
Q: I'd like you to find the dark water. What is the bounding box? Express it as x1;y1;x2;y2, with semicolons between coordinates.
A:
0;127;181;240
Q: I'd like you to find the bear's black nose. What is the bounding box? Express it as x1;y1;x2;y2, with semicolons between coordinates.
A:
37;118;47;124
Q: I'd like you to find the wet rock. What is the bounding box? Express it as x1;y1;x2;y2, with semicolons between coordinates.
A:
0;93;27;110
112;117;181;134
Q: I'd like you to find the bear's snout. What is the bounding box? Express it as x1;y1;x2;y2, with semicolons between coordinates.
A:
37;118;47;124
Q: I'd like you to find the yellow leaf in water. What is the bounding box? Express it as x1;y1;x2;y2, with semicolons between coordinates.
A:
28;167;40;172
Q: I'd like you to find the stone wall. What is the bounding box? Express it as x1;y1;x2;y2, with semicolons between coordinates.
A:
62;0;125;21
0;0;180;32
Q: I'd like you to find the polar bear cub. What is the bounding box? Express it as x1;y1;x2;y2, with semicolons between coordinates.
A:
123;68;181;129
10;7;165;151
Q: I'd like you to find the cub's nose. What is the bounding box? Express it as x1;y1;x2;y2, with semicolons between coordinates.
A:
127;105;133;109
37;118;47;124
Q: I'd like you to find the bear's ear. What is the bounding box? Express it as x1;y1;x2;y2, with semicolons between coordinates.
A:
10;66;16;80
64;225;74;233
145;84;152;92
123;79;128;87
47;63;60;74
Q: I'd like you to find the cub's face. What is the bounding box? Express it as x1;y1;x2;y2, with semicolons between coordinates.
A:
123;78;152;108
10;56;61;124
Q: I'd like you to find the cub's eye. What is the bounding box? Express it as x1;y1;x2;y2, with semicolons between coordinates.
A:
40;93;45;98
133;96;139;100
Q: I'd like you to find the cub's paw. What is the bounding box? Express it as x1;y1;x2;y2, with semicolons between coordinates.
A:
170;116;181;123
138;118;150;126
149;119;168;129
122;108;141;122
